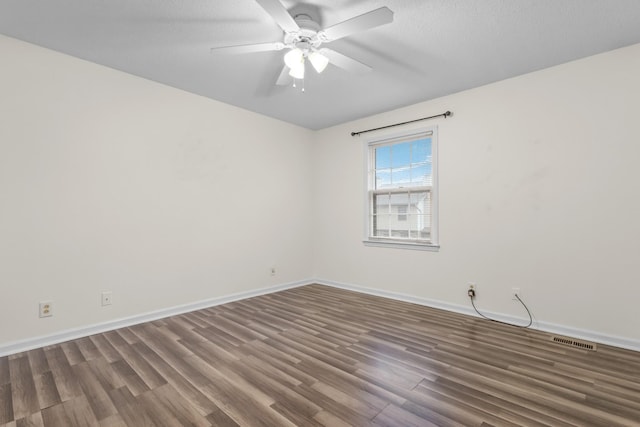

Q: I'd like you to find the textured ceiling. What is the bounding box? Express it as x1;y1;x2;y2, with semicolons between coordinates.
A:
2;0;640;130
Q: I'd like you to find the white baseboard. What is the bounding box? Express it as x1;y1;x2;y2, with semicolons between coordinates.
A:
313;278;640;353
3;278;638;356
0;279;311;357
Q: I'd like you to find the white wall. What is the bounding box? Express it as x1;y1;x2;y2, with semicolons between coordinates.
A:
3;33;639;352
0;35;314;346
313;43;640;345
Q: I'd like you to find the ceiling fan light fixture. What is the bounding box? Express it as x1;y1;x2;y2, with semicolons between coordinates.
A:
284;48;304;69
289;61;305;79
309;51;329;73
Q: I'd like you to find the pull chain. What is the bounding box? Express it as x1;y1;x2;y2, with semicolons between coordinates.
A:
291;78;305;92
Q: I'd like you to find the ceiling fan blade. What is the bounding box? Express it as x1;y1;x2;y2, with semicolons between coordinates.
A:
320;7;394;41
255;0;300;33
275;65;292;86
320;48;372;74
210;42;284;54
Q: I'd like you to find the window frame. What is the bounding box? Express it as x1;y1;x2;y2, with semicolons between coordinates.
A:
363;126;439;251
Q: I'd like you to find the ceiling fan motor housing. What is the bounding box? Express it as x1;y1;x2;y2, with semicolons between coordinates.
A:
284;14;323;50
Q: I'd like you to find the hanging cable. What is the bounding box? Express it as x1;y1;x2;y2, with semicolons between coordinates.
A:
469;292;533;329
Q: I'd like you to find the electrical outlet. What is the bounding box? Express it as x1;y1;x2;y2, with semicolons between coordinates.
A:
511;287;521;300
270;267;276;276
39;301;53;318
101;291;113;306
467;283;476;298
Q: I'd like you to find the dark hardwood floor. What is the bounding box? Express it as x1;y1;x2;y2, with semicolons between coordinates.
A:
1;284;639;426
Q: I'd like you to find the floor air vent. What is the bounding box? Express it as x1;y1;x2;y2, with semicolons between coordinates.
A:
551;336;597;351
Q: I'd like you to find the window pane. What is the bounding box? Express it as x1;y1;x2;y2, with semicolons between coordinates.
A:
385;193;409;237
407;214;431;235
410;191;430;209
391;229;409;238
373;223;390;237
391;167;411;186
410;165;429;185
418;214;432;239
375;169;391;189
375;145;391;169
374;193;390;212
374;193;401;237
411;138;431;164
389;193;409;206
397;205;407;221
391;142;411;168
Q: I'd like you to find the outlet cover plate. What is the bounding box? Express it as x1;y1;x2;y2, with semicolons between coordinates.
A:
101;291;113;306
39;301;53;318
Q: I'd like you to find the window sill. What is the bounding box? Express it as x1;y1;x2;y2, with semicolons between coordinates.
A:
363;239;440;251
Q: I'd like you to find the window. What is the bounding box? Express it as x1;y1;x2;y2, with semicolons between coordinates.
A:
364;127;438;250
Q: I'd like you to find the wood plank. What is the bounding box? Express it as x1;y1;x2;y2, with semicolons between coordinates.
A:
0;383;14;425
14;412;43;427
88;335;122;364
72;362;118;420
130;341;219;416
135;389;186;427
26;350;49;377
372;403;440;427
0;358;10;386
295;383;373;426
40;403;72;426
228;357;321;418
86;357;126;393
126;332;209;390
8;357;39;419
112;401;156;427
109;360;149;397
103;331;166;391
270;401;325;427
75;337;102;361
60;342;85;366
312;410;354;427
44;347;83;402
205;409;240;427
33;371;61;410
186;356;297;427
106;387;135;415
311;381;380;419
98;414;128;427
139;384;211;427
61;395;99;427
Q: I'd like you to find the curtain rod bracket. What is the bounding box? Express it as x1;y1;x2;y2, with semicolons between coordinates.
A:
351;110;452;137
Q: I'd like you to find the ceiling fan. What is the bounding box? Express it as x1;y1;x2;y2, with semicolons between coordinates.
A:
210;0;394;86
